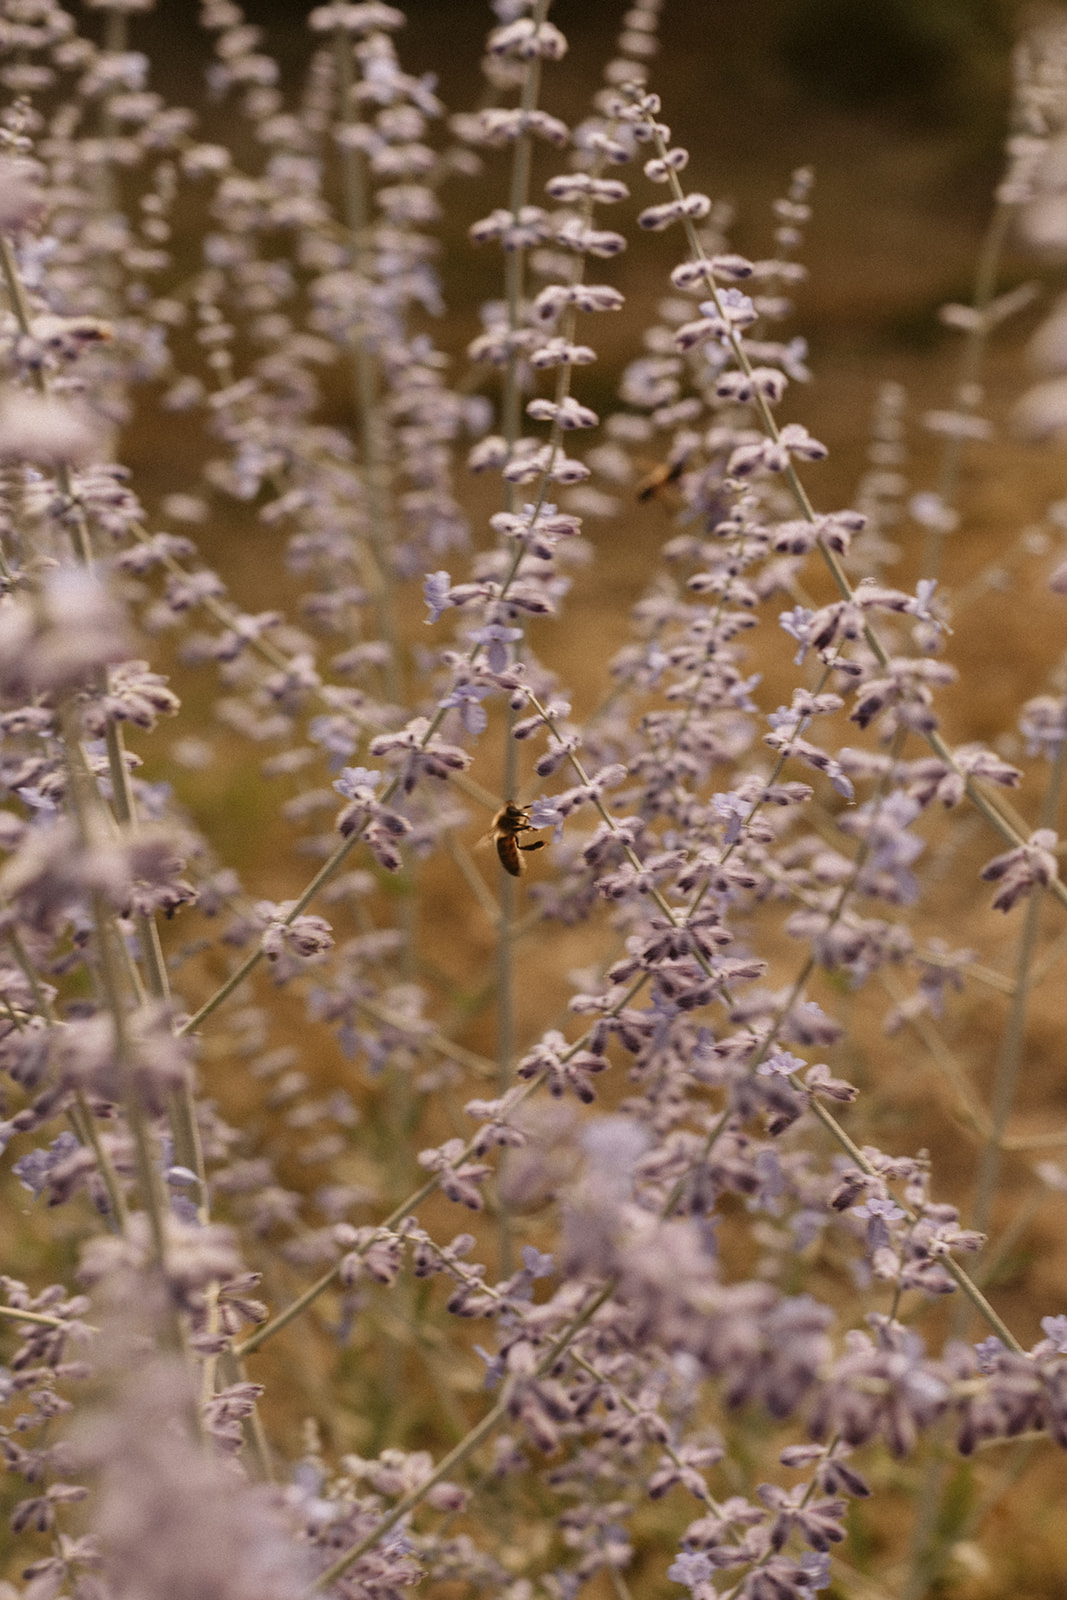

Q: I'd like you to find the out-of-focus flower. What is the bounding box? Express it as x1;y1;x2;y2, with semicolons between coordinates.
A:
0;389;100;464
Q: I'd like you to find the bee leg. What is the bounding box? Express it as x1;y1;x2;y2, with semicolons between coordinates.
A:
518;840;546;854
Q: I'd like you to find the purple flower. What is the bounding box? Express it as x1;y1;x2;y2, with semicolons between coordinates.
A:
1040;1314;1067;1354
307;715;359;770
468;622;523;672
980;829;1059;912
13;1132;81;1197
423;568;453;623
521;1244;554;1278
527;796;565;834
852;1196;905;1253
797;1552;832;1592
699;288;757;332
333;766;383;801
440;679;493;735
668;1551;714;1591
757;1050;806;1078
778;606;816;664
974;1335;1008;1374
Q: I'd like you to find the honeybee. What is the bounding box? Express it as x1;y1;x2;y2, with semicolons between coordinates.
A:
491;801;547;877
635;452;688;504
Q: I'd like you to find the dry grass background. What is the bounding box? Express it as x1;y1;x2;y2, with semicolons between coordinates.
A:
10;2;1067;1596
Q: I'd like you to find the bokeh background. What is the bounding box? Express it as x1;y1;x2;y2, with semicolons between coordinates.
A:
11;3;1067;1597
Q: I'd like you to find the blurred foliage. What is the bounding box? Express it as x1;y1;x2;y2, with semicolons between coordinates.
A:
777;0;1014;121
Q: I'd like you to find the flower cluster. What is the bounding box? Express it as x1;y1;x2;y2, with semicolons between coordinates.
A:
2;6;1067;1600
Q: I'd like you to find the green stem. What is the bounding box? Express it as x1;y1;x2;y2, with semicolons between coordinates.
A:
923;200;1013;582
972;732;1067;1236
0;1303;99;1332
331;23;403;708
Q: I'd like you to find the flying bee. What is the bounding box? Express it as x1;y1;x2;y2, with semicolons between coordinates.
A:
491;801;547;877
635;449;689;504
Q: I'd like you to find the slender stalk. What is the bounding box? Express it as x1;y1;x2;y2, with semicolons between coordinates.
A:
331;22;403;708
972;732;1067;1235
0;1303;98;1331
